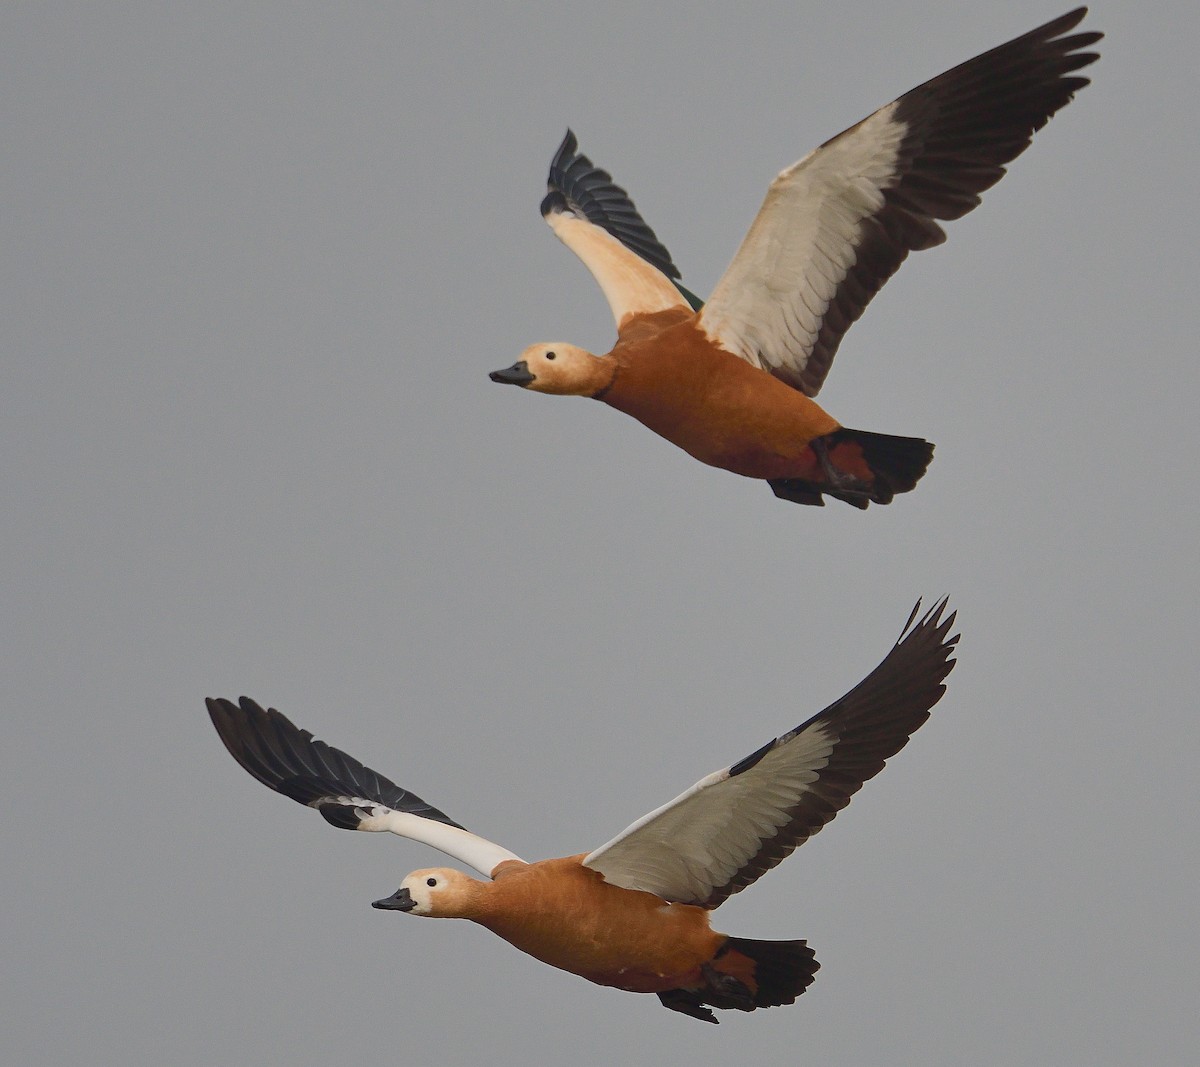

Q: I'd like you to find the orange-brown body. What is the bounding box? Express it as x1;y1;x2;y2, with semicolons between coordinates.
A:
462;857;736;994
601;310;852;483
497;306;915;505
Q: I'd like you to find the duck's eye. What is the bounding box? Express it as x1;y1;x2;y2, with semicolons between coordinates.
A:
426;877;437;887
545;351;556;361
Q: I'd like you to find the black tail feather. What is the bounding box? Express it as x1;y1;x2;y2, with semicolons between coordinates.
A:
841;428;934;501
657;937;819;1022
724;936;820;1009
770;427;934;508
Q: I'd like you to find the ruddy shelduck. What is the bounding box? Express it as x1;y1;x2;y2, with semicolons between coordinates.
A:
491;9;1100;507
208;600;957;1022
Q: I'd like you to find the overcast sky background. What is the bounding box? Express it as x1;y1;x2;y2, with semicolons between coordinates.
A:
5;4;1196;1064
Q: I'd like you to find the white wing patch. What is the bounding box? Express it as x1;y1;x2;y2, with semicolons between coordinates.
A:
698;102;906;391
582;721;837;905
354;804;525;879
547;210;690;328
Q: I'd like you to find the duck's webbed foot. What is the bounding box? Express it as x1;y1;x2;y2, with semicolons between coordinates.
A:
811;435;872;496
701;962;756;1011
656;988;718;1023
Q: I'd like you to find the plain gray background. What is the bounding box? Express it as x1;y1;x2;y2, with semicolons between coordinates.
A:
5;3;1196;1064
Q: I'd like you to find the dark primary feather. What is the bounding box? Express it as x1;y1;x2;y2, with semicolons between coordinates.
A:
785;7;1101;396
542;130;703;310
206;696;465;831
702;599;958;908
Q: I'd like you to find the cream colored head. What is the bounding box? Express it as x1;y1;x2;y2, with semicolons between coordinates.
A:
489;343;612;397
372;867;482;919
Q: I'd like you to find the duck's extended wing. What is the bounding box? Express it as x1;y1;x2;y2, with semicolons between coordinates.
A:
698;8;1101;396
583;600;957;908
207;696;524;878
541;130;695;327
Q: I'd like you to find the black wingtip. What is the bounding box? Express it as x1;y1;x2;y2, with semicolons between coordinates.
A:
890;598;959;693
906;596;960;655
544;128;685;282
205;696;467;830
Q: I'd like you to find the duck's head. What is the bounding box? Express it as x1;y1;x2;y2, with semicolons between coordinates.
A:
371;868;479;918
489;343;610;396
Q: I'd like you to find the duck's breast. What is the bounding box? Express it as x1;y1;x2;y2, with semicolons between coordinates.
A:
603;321;840;477
477;857;722;992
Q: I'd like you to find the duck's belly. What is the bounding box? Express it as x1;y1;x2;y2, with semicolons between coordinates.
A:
605;374;840;480
479;888;721;993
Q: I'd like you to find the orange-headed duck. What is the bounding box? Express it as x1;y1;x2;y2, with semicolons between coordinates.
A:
491;9;1100;507
208;600;957;1022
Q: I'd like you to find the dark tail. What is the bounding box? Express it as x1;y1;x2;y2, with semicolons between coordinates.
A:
657;937;819;1023
770;427;934;508
721;937;820;1008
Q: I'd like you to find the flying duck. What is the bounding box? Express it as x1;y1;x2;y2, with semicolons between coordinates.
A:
490;9;1100;507
207;600;957;1022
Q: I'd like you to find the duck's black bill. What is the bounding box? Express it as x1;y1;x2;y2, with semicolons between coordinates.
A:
489;361;534;386
372;887;417;912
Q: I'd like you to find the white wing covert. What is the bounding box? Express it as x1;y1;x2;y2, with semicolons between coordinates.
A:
541;131;693;328
698;9;1101;396
207;696;524;878
583;600;957;908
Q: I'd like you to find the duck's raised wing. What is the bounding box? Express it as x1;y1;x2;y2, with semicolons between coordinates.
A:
542;130;695;327
698;8;1101;396
207;696;524;878
583;600;957;908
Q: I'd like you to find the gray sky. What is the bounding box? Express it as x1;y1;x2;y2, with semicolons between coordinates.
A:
5;3;1196;1064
